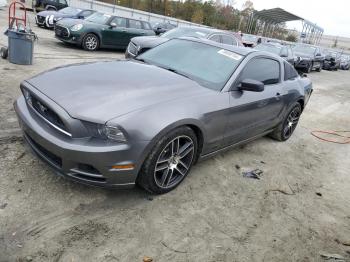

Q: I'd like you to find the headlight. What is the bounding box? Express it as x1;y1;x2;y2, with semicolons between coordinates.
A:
83;122;127;142
48;15;54;24
99;125;127;142
22;88;32;106
70;24;83;31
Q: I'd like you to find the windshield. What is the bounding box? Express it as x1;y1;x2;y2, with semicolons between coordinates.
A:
138;39;243;90
85;12;111;24
161;27;210;39
58;7;81;15
255;44;281;55
293;45;316;55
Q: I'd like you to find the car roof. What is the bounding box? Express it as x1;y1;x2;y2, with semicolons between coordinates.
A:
259;42;284;47
176;37;255;56
295;43;318;48
176;26;237;36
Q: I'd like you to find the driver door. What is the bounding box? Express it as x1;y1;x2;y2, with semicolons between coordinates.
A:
223;57;285;146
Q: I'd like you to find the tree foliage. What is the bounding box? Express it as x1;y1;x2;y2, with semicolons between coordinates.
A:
102;0;290;40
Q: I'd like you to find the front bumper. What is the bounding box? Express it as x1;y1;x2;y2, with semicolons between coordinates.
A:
55;25;83;45
323;60;337;70
14;96;149;188
295;59;311;70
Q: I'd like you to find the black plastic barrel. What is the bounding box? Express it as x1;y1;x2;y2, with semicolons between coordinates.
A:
6;29;36;65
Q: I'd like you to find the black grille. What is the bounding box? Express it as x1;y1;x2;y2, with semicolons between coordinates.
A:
36;15;45;24
139;48;150;54
30;95;67;133
55;25;69;38
26;133;62;168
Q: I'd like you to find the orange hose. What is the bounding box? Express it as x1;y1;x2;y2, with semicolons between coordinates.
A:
310;130;350;144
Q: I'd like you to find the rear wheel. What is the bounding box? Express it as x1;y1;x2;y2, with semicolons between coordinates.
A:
82;33;99;51
0;47;8;59
269;103;302;142
137;127;197;194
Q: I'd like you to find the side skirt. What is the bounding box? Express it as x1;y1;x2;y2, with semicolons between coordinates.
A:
198;129;274;161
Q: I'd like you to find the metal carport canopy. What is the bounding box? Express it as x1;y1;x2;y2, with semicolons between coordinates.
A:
254;7;303;23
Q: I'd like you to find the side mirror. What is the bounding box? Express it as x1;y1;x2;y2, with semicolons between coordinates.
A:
316;53;321;56
110;22;117;28
238;79;264;92
78;15;84;19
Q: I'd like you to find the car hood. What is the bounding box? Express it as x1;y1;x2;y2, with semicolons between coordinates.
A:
37;10;59;17
56;18;92;27
26;60;207;123
131;36;169;48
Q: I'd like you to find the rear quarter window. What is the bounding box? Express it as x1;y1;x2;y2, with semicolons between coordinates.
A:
284;62;299;81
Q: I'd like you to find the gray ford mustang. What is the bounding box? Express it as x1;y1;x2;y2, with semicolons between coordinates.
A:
14;38;313;194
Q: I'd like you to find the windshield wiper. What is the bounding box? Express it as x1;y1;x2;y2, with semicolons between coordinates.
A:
160;66;192;80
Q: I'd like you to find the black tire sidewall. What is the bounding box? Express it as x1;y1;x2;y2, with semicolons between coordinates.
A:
1;47;8;59
280;103;302;141
137;126;198;194
82;33;99;51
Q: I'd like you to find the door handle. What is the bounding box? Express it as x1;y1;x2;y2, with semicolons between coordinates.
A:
276;92;281;96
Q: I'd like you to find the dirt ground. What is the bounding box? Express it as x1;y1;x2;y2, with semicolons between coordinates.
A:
1;8;350;262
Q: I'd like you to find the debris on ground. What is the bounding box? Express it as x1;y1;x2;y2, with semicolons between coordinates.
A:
335;238;350;246
235;164;240;169
0;202;8;209
242;169;263;179
143;256;153;262
266;189;295;195
161;241;187;253
147;196;154;201
320;252;345;261
316;192;323;197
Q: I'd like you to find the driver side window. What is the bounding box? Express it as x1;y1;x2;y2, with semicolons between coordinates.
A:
240;58;280;85
111;17;127;28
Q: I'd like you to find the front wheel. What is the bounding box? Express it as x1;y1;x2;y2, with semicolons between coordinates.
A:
306;62;313;73
316;62;322;72
82;33;99;51
137;127;198;194
269;103;302;142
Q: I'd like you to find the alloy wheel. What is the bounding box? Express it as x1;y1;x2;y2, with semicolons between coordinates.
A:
154;136;195;189
283;107;301;139
85;35;98;50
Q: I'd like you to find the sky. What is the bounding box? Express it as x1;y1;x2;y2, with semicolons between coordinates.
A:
234;0;350;37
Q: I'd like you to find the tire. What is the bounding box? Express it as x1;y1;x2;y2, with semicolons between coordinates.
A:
316;62;322;72
269;103;302;142
137;126;198;194
306;62;312;73
82;33;99;51
0;47;8;59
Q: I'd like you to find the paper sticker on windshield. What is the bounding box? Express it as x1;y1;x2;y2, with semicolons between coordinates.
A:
218;49;242;60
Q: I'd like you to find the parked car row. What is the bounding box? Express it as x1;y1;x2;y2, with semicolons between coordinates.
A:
36;6;349;73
